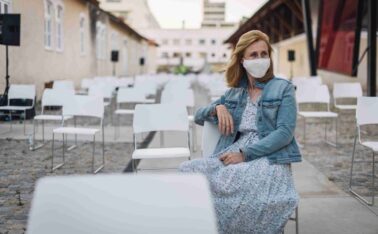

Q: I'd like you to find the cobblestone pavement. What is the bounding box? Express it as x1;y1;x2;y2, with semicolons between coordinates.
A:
0;138;133;234
1;83;377;233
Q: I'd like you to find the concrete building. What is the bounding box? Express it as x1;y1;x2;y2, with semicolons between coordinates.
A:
141;28;234;73
98;0;160;29
201;0;237;28
0;0;157;97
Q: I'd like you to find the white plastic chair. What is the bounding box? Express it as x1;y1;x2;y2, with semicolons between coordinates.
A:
31;89;74;151
333;83;363;110
51;95;105;173
201;121;221;157
53;80;75;91
27;174;218;234
292;76;322;87
349;96;378;206
132;104;191;172
297;85;338;147
161;88;197;150
0;84;36;134
114;88;154;139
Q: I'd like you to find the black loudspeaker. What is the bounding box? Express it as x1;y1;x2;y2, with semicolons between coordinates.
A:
139;57;145;66
111;50;119;62
0;14;21;46
288;50;295;62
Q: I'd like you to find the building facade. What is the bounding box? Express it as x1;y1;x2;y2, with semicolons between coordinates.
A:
141;28;234;73
0;0;156;97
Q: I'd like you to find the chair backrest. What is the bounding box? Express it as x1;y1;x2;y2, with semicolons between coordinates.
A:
356;97;378;126
63;95;104;118
27;174;218;234
161;88;195;108
202;121;221;157
88;83;114;99
80;78;94;90
333;83;363;99
53;80;75;91
296;84;330;105
41;88;75;108
133;104;189;133
8;84;36;101
117;88;148;104
292;76;322;87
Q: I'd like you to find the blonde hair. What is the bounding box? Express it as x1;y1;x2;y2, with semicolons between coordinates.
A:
225;30;274;87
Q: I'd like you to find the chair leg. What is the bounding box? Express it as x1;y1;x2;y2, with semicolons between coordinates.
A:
295;206;299;234
92;135;96;173
67;117;78;151
23;110;26;135
303;118;306;147
93;129;105;174
51;133;65;172
349;131;375;206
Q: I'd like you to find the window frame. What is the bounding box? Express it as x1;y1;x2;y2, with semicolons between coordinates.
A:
55;3;64;52
79;13;86;56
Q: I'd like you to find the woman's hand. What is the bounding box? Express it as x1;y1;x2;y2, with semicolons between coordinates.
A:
215;104;234;135
219;152;245;165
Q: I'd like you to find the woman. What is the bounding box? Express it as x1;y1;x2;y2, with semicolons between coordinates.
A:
179;30;301;234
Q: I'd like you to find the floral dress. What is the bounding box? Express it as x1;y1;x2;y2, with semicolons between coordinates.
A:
179;95;299;234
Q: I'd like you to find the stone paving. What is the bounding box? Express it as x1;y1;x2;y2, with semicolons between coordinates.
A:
0;82;377;233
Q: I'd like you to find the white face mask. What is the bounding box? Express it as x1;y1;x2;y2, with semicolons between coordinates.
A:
242;58;270;79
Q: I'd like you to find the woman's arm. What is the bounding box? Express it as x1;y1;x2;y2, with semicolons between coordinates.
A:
241;84;297;161
194;92;227;126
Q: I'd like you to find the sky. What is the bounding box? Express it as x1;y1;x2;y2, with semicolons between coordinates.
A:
147;0;268;29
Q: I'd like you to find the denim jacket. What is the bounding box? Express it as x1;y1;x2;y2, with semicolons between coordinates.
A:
195;75;302;164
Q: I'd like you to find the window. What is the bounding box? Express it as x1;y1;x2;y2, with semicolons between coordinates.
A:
199;39;206;45
211;39;216;45
185;39;192;45
79;14;85;55
44;0;53;49
111;32;119;50
161;52;169;58
96;22;107;60
0;0;11;13
173;39;180;45
56;4;64;51
185;52;191;58
211;53;215;57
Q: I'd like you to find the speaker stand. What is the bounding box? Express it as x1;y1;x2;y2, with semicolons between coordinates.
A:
112;62;116;77
0;45;10;106
290;61;293;80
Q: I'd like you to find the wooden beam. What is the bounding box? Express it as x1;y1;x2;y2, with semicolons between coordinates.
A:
284;0;303;23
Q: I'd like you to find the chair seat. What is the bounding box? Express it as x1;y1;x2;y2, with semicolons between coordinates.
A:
34;115;72;121
361;141;378;151
144;99;155;103
115;109;134;115
53;127;99;135
188;115;194;122
132;147;190;159
0;105;34;111
298;111;338;118
335;104;357;110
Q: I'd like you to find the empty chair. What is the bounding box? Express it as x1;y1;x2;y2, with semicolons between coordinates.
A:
132;104;191;172
51;95;105;173
31;89;74;151
27;174;218;234
297;85;338;147
53;80;75;92
114;88;153;139
292;76;322;87
333;83;363;110
0;84;36;134
78;78;94;94
349;96;378;206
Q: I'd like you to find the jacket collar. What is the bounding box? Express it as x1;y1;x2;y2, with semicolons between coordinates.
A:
239;72;272;89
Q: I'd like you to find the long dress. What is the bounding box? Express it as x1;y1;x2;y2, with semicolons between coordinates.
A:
179;95;299;234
